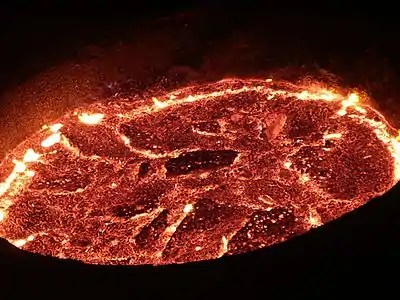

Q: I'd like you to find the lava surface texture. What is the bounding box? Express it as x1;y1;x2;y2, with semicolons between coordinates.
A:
0;78;399;265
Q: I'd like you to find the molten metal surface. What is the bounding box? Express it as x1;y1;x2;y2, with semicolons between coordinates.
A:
0;78;399;265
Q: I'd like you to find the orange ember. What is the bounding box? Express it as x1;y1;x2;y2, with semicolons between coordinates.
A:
0;78;399;265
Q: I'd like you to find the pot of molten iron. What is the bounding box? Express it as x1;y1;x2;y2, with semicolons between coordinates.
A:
1;76;399;265
0;6;399;292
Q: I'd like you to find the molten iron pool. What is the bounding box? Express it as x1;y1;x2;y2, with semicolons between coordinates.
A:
0;78;399;265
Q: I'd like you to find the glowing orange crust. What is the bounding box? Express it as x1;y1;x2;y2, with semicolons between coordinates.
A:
0;78;399;265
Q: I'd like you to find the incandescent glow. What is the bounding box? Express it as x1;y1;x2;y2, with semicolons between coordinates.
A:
23;149;41;163
41;133;61;148
183;203;194;213
152;97;169;109
13;160;26;173
308;209;322;227
26;170;35;177
0;77;400;266
11;234;35;247
78;113;105;125
120;134;131;145
50;123;63;133
324;133;343;140
297;89;338;101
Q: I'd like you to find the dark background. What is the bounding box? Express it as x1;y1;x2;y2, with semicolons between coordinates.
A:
0;2;399;295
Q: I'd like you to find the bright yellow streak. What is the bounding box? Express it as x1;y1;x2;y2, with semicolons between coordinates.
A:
0;151;39;207
12;239;27;247
337;92;366;116
0;156;38;222
120;135;131;145
41;133;61;148
283;161;292;169
152;97;169;109
0;174;17;198
50;123;63;133
11;234;35;248
348;93;359;103
324;133;342;139
297;89;338;101
26;170;35;177
183;203;194;213
0;159;28;198
13;160;26;173
23;149;41;163
78;113;104;125
220;236;228;257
